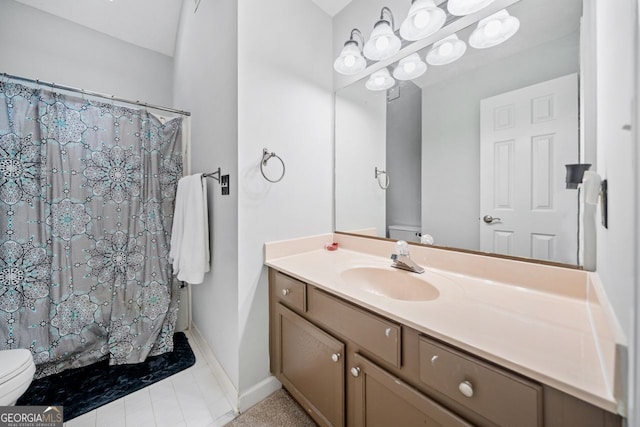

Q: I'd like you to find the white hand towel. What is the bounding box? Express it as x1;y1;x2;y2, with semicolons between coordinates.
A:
170;174;210;284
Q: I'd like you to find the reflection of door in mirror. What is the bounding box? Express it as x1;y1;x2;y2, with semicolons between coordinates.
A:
480;73;579;265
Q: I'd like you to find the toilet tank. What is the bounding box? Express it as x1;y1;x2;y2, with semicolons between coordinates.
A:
388;225;421;243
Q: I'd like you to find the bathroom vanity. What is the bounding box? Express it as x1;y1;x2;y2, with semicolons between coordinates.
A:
265;234;624;427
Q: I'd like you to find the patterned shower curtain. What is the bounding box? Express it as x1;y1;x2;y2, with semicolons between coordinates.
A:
0;82;183;377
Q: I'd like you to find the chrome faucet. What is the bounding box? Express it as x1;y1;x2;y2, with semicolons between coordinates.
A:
390;241;425;274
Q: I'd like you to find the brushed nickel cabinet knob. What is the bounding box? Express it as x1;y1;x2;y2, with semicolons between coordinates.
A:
458;380;474;398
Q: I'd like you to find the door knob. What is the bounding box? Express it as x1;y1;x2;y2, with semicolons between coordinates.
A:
482;215;501;224
331;353;341;363
350;367;361;377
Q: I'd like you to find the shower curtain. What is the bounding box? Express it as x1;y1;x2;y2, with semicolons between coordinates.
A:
0;82;183;377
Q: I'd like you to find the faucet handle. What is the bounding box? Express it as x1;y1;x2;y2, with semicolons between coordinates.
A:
396;240;409;256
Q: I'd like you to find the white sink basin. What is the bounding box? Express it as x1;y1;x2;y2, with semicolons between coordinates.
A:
340;266;439;301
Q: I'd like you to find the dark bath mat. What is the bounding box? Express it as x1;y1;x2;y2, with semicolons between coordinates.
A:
17;331;196;421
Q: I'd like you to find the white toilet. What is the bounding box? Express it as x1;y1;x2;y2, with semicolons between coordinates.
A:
388;225;421;243
0;349;36;405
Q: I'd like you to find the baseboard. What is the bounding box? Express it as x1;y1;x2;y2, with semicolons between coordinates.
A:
238;376;282;413
190;323;240;412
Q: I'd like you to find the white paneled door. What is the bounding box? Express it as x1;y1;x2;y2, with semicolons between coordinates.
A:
480;74;579;264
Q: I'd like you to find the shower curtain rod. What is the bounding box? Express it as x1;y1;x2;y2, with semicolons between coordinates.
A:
2;72;191;117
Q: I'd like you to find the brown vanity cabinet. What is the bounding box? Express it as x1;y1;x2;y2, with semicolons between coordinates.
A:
268;268;623;427
350;352;472;427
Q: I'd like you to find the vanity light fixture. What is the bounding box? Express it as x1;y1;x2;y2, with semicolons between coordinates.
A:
469;9;520;49
363;7;402;61
426;34;467;65
393;53;427;80
334;29;367;75
365;68;395;91
399;0;446;41
447;0;495;16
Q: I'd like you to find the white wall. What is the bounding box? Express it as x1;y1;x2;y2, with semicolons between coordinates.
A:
593;0;638;423
421;34;579;250
237;0;333;393
172;0;333;404
634;3;640;423
335;81;386;234
594;0;636;341
173;0;240;388
0;0;173;106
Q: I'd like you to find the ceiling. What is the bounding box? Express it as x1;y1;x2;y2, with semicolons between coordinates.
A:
14;0;351;58
14;0;183;57
311;0;352;16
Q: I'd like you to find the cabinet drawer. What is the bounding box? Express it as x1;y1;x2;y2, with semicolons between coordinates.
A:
419;336;542;427
352;353;472;427
273;271;306;312
308;287;401;368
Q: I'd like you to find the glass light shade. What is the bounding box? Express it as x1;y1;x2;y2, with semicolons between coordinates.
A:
447;0;495;16
469;10;520;48
399;0;446;41
333;41;367;75
363;20;402;61
365;68;395;91
393;53;427;80
426;34;467;65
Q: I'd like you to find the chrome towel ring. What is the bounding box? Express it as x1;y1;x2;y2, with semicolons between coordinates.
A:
375;167;389;189
261;148;285;183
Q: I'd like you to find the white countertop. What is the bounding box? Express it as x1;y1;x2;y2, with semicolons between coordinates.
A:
266;246;620;414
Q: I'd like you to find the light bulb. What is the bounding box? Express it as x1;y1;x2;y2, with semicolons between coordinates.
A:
439;42;453;56
343;55;356;67
483;20;502;37
403;62;417;73
375;36;390;51
375;76;386;85
413;10;430;29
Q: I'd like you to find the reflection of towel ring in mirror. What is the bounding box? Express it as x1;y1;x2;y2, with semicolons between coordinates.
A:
261;148;286;183
375;167;390;189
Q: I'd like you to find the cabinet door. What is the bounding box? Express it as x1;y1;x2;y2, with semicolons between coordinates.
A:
351;353;472;427
275;303;345;427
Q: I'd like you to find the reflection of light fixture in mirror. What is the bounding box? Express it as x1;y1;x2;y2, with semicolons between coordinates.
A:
426;34;467;65
364;7;402;61
400;0;446;41
393;53;427;80
365;68;395;91
447;0;495;16
469;9;520;49
334;29;367;75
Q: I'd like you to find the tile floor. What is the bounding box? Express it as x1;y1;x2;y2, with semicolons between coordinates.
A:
64;330;237;427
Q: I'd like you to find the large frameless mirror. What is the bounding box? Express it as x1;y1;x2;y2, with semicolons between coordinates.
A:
335;0;593;269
